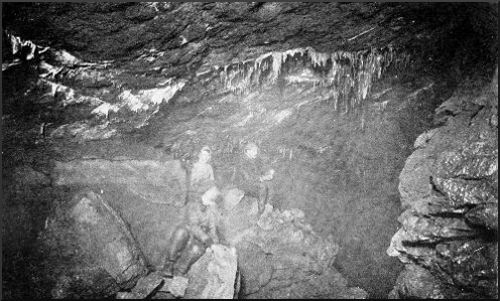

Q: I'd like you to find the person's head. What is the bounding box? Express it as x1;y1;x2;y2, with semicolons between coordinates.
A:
244;142;258;159
198;146;211;163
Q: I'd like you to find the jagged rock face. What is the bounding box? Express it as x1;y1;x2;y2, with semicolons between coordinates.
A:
39;190;148;298
52;159;188;269
185;244;239;299
387;71;498;299
220;201;368;299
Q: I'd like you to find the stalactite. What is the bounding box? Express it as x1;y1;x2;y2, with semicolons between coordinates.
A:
219;46;407;112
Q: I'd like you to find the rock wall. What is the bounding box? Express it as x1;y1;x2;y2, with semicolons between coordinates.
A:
52;158;189;270
39;190;148;298
387;70;498;298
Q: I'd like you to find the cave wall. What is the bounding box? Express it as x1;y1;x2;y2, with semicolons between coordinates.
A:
385;5;498;298
387;70;498;299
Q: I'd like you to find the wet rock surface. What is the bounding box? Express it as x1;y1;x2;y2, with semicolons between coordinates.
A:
388;71;498;299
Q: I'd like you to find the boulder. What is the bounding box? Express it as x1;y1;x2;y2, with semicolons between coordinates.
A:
52;159;189;270
117;272;189;299
39;190;147;298
222;187;245;211
128;272;164;298
398;149;433;209
99;184;187;271
388;264;445;299
235;241;274;296
53;159;187;206
220;204;366;299
185;244;239;299
162;276;189;298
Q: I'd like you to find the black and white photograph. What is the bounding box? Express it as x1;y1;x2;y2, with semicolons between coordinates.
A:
1;1;498;299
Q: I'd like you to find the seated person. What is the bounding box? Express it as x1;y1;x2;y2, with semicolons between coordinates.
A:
189;146;216;202
161;186;222;276
231;142;275;214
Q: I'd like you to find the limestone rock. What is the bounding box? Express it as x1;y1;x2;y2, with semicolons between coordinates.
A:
50;121;117;142
52;159;187;206
389;264;445;299
185;244;239;299
414;128;439;149
432;176;497;207
39;190;147;298
12;165;50;187
435;239;497;296
100;185;186;270
164;276;189;298
116;292;140;299
220;196;260;246
388;74;498;298
51;159;189;270
399;213;477;243
220;204;365;299
435;142;498;178
465;202;498;231
235;241;274;296
120;273;189;299
129;272;164;298
222;188;245;211
398;149;433;209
